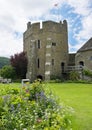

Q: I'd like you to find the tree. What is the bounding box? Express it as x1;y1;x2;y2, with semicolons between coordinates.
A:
0;65;16;79
0;57;10;68
10;52;28;79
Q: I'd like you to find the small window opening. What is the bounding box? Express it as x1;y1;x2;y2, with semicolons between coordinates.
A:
52;42;56;46
61;62;65;73
38;40;40;48
79;61;84;66
37;58;40;68
52;59;54;65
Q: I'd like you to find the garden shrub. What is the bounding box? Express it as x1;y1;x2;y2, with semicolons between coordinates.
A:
0;81;72;130
83;69;92;78
69;71;80;81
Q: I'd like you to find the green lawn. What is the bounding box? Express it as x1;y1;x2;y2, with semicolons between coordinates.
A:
0;82;92;130
47;83;92;130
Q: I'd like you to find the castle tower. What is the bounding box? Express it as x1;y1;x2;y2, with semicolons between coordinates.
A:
23;20;68;81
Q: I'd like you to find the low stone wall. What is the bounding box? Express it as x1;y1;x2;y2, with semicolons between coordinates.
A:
83;75;92;81
0;77;12;83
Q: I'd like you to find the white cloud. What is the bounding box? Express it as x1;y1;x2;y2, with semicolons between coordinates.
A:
69;42;85;53
0;30;23;57
0;0;56;57
67;0;91;16
66;0;92;52
0;0;92;57
75;13;92;41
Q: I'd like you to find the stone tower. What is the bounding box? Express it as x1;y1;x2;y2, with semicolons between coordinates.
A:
23;20;68;81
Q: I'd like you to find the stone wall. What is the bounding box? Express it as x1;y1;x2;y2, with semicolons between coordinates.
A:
68;53;76;66
23;20;68;81
75;50;92;70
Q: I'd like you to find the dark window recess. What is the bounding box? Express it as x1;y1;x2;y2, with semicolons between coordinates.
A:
52;42;56;46
37;75;43;80
37;58;40;68
52;59;54;65
61;62;65;73
38;40;40;48
79;61;84;66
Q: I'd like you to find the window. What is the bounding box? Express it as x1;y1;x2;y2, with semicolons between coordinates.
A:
79;61;84;66
61;62;65;73
52;59;54;65
37;40;40;48
52;42;56;46
37;58;40;68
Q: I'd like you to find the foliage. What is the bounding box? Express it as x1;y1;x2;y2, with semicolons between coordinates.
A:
50;75;61;80
0;65;16;79
10;52;28;79
0;57;10;69
83;69;92;78
0;81;72;130
69;71;80;81
65;79;92;84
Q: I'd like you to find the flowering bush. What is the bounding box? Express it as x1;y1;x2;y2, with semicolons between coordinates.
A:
83;69;92;78
0;81;72;130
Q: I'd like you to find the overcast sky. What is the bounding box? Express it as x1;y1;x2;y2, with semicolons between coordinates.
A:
0;0;92;57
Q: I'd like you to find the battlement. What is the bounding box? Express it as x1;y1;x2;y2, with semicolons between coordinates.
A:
26;20;67;33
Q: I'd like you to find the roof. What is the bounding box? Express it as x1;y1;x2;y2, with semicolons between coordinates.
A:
77;37;92;52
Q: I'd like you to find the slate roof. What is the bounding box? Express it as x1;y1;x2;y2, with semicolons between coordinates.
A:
77;37;92;52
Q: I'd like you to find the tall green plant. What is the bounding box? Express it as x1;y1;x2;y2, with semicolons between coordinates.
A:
69;71;80;81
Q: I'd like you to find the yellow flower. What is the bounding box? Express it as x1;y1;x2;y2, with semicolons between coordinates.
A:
44;127;48;130
25;82;30;85
31;101;36;105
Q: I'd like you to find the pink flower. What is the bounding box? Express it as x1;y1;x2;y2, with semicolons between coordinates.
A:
37;118;42;123
26;89;29;93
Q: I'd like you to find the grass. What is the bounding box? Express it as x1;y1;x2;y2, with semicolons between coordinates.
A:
0;82;92;130
46;82;92;130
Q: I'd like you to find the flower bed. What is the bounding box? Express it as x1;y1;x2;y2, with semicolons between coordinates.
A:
0;81;72;130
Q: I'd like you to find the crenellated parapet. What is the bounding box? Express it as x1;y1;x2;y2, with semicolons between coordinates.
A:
26;20;67;33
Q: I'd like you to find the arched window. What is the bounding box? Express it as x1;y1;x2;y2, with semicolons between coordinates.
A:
37;75;43;80
79;61;84;66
